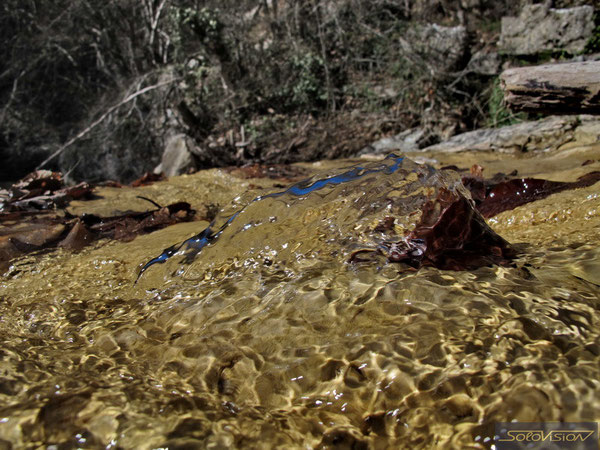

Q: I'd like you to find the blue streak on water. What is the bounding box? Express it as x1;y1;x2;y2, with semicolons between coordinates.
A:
137;154;405;280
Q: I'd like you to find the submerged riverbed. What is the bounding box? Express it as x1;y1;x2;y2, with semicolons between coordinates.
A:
1;144;600;449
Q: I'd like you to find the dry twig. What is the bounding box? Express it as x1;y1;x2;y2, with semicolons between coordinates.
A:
36;77;180;170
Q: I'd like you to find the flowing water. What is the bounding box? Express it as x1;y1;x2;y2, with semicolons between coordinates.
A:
1;150;600;449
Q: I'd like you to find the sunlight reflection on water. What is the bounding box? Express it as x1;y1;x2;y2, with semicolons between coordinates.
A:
0;156;599;448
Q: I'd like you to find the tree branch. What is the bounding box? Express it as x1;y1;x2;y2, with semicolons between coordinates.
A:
36;77;180;170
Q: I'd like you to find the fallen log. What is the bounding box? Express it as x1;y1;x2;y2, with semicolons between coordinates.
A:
500;61;600;114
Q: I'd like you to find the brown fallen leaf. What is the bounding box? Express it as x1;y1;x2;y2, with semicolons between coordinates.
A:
63;182;94;200
9;193;71;210
58;219;95;250
463;171;600;218
1;222;66;247
1;192;196;271
0;167;198;271
470;164;484;178
12;170;63;197
0;221;67;272
408;187;515;269
130;172;166;187
2;171;95;212
83;201;195;242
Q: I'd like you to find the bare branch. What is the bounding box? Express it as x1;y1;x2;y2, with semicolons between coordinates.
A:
36;77;180;170
0;70;24;124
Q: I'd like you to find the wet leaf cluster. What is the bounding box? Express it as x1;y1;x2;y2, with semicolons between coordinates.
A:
0;171;195;272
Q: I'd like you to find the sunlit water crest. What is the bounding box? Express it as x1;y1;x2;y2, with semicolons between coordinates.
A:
138;155;473;286
0;155;599;449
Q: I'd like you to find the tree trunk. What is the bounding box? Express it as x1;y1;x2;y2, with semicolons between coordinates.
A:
500;61;600;114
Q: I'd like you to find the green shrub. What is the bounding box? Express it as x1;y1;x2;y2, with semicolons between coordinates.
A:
289;52;327;110
584;11;600;54
486;77;526;128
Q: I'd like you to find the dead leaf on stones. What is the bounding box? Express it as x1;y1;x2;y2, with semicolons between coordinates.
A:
0;221;67;272
130;172;166;187
81;200;195;242
462;170;600;218
11;170;63;198
2;170;94;212
58;219;95;250
0;171;196;270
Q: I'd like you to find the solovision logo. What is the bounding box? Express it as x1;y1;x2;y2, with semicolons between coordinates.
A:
495;422;598;450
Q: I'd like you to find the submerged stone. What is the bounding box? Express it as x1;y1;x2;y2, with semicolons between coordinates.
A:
138;155;514;282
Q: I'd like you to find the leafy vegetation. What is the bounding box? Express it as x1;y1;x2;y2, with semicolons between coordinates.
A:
0;0;523;182
486;77;527;128
584;11;600;53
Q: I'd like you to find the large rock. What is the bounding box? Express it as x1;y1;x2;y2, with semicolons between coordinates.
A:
399;24;468;73
154;134;196;177
499;2;594;55
501;61;600;114
573;115;600;147
466;50;501;76
420;115;599;153
357;128;429;156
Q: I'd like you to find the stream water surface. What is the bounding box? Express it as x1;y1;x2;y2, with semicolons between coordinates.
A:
1;149;600;449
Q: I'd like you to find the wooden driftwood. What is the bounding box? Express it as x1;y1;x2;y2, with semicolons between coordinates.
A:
500;61;600;114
